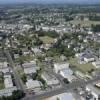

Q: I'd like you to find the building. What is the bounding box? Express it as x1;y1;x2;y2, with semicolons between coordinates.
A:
0;87;17;97
54;62;69;73
86;84;100;100
26;79;42;90
0;62;10;73
92;60;100;68
60;69;76;82
4;74;13;88
44;93;75;100
60;68;73;78
84;54;95;63
0;62;8;68
75;53;95;63
22;61;39;74
41;72;59;86
31;48;42;54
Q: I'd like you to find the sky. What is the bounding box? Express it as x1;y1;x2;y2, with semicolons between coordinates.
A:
0;0;100;4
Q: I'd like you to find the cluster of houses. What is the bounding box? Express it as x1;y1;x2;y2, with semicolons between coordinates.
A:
0;62;17;97
21;61;41;91
21;60;60;91
36;23;88;34
80;81;100;100
0;23;33;33
75;52;95;63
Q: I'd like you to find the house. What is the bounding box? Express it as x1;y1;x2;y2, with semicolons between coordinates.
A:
26;79;42;90
0;62;8;68
92;60;100;68
0;62;10;73
86;84;100;100
22;61;39;74
42;26;50;32
84;54;95;63
14;54;19;59
41;72;59;86
54;62;69;73
31;47;42;54
4;73;13;88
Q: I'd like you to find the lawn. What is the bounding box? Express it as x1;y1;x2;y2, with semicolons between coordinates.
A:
0;77;4;90
0;83;4;90
68;20;100;27
16;54;34;63
68;57;95;73
40;36;54;44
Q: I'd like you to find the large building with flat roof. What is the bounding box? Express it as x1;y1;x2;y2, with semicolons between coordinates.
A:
44;92;75;100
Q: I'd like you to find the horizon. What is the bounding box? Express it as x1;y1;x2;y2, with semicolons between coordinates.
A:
0;0;100;4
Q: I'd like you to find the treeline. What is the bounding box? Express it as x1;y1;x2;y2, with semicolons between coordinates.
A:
36;30;59;38
89;15;100;21
64;15;74;22
92;24;100;32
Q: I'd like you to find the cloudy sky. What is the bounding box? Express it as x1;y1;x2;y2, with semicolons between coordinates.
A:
0;0;100;4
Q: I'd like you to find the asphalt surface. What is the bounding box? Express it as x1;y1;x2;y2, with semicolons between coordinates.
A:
23;76;100;100
4;49;26;92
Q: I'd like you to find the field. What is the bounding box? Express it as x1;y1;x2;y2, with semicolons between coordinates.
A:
68;20;100;27
40;36;54;44
68;57;95;73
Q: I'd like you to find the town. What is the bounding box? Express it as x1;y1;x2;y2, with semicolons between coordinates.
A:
0;3;100;100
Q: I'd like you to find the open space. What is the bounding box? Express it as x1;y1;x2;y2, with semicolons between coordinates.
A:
40;36;54;44
68;20;100;27
68;57;95;73
0;77;4;90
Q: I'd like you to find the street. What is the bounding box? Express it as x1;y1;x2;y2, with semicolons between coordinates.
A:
4;49;26;92
23;76;100;100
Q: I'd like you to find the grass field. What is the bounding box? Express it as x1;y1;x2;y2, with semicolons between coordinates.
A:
40;36;54;44
68;20;100;27
68;57;95;73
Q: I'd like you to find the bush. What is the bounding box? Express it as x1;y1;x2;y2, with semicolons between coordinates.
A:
63;78;69;84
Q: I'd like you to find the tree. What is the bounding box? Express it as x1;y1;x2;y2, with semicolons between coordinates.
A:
92;24;100;32
63;78;69;84
21;74;27;83
32;73;38;80
12;90;25;100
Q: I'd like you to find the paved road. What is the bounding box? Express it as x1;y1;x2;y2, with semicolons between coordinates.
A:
4;49;26;92
23;76;100;100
